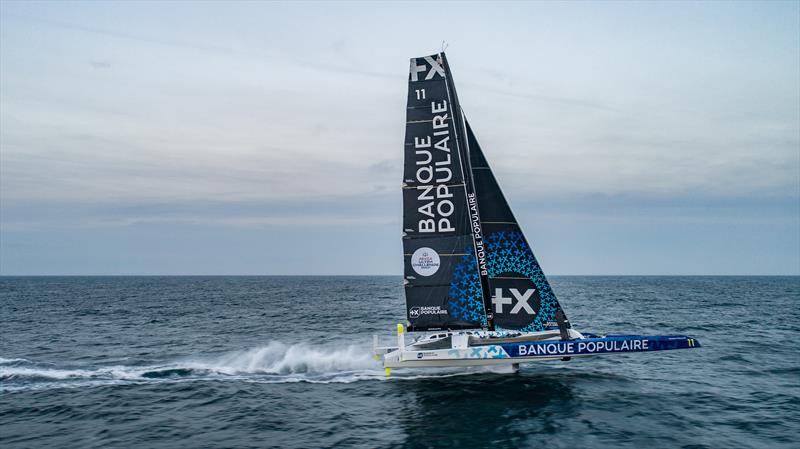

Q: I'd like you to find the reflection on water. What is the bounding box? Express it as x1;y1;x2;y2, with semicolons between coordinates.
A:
397;371;580;448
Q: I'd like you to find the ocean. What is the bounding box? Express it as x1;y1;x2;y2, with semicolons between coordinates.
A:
1;276;798;448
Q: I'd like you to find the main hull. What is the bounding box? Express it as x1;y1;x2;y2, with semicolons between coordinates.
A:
381;334;700;369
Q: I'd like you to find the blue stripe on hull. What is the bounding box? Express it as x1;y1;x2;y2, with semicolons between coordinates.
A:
502;335;701;358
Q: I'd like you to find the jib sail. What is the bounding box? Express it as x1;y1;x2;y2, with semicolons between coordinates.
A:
465;120;571;333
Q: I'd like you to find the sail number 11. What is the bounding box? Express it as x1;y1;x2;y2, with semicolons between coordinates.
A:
415;89;426;100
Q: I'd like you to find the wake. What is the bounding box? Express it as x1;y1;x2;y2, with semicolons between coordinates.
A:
1;341;488;391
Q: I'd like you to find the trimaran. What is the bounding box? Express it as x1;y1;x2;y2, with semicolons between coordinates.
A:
373;52;701;375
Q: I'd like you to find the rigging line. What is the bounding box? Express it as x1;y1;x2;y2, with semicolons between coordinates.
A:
406;118;452;124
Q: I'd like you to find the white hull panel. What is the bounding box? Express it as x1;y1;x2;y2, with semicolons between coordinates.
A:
379;332;700;370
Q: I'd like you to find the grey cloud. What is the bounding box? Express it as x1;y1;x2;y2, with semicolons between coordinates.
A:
88;60;111;69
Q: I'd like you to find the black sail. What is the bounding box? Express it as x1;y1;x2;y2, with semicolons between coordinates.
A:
465;120;571;333
403;53;492;331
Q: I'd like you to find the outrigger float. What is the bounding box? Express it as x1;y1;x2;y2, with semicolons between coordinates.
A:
374;52;700;375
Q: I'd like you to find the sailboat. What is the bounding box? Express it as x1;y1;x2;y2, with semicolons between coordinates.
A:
373;52;701;374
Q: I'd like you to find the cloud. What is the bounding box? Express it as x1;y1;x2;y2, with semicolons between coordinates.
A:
2;3;796;208
0;1;797;274
88;60;111;69
1;10;236;55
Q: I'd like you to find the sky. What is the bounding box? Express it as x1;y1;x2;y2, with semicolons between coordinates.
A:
0;1;798;275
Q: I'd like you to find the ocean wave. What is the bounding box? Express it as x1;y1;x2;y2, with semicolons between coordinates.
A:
0;357;31;364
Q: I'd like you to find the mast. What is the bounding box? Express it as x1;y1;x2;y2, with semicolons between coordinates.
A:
438;53;495;331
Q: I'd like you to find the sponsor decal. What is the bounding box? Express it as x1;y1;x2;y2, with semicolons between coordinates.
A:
511;339;650;357
409;56;445;82
492;287;537;315
487;274;542;329
417;352;423;359
467;193;488;275
411;247;441;276
410;82;455;235
408;305;448;320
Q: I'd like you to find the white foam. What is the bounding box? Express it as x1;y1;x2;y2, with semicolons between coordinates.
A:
194;341;377;375
0;357;30;364
0;365;153;381
0;340;500;391
1;366;98;380
1;341;382;389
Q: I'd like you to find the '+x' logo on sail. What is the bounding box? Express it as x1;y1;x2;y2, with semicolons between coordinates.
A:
492;288;537;314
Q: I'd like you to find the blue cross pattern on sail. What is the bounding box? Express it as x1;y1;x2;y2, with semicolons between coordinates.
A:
447;249;487;327
447;231;559;332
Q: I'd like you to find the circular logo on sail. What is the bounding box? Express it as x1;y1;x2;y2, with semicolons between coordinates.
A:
411;247;440;276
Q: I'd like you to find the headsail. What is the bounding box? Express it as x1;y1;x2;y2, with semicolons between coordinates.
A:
465;121;571;334
402;52;569;333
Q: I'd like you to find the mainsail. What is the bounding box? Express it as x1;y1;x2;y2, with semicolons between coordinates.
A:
403;52;569;333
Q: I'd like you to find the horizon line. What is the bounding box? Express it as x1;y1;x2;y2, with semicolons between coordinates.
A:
1;274;798;277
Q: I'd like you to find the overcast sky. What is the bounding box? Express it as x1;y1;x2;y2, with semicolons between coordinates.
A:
1;1;798;275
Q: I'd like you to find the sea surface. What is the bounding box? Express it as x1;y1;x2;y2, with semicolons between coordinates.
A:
1;276;798;448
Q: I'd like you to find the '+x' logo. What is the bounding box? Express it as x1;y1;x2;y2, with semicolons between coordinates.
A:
492;288;536;314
